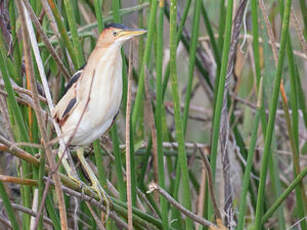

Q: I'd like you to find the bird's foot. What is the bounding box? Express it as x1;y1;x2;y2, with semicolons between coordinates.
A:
91;181;110;221
68;175;89;193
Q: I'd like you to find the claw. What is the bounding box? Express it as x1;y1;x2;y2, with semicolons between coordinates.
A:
76;148;111;222
91;181;110;222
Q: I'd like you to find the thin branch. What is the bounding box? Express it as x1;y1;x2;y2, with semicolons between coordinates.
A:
147;182;216;228
198;148;222;220
10;203;53;226
0;175;37;186
0;134;40;166
0;215;12;230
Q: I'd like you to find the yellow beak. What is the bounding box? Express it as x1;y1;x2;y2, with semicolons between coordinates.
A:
118;28;147;38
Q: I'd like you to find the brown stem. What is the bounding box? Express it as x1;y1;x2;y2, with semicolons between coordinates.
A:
125;42;133;230
199;148;222;220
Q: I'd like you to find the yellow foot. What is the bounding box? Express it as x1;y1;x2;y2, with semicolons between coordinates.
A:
68;175;90;196
90;182;110;220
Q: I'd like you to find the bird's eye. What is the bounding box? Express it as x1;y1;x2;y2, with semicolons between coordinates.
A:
113;31;118;37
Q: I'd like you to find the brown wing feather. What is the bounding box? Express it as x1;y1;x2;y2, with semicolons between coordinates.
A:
52;72;80;126
63;69;83;95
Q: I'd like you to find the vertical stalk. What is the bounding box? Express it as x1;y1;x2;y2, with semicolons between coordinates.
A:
111;127;127;202
286;39;307;228
131;0;158;129
155;0;168;229
236;113;260;230
208;0;233;218
8;0;22;74
254;0;292;228
46;0;78;68
209;0;234;179
217;0;226;51
125;45;133;230
236;77;263;230
112;0;121;22
138;0;144;73
200;2;220;67
183;0;201;134
94;0;104;33
63;0;84;67
93;141;107;190
169;0;192;228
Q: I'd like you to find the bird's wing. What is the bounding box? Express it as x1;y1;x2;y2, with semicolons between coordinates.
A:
63;65;84;95
52;69;83;126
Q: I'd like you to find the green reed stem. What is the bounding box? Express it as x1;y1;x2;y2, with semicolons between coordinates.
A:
235;2;264;228
169;0;192;228
94;0;104;33
46;194;61;230
262;166;307;223
209;0;233;192
163;1;212;99
279;1;307;223
63;0;84;67
236;80;262;230
200;2;220;67
132;0;158;130
217;0;226;51
47;0;78;68
155;0;168;229
183;0;201;134
37;149;46;230
138;0;144;73
93;140;108;190
0;53;32;154
287;38;307;227
111;126;127;202
254;0;292;228
8;0;22;74
112;0;121;22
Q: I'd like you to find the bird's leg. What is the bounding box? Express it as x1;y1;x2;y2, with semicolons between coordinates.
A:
57;144;76;178
76;147;110;217
58;146;103;199
58;146;85;187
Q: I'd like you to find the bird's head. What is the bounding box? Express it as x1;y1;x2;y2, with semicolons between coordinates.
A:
97;23;146;47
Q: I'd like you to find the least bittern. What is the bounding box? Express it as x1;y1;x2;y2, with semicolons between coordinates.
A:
52;23;146;204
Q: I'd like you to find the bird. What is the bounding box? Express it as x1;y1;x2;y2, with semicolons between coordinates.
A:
52;23;146;203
